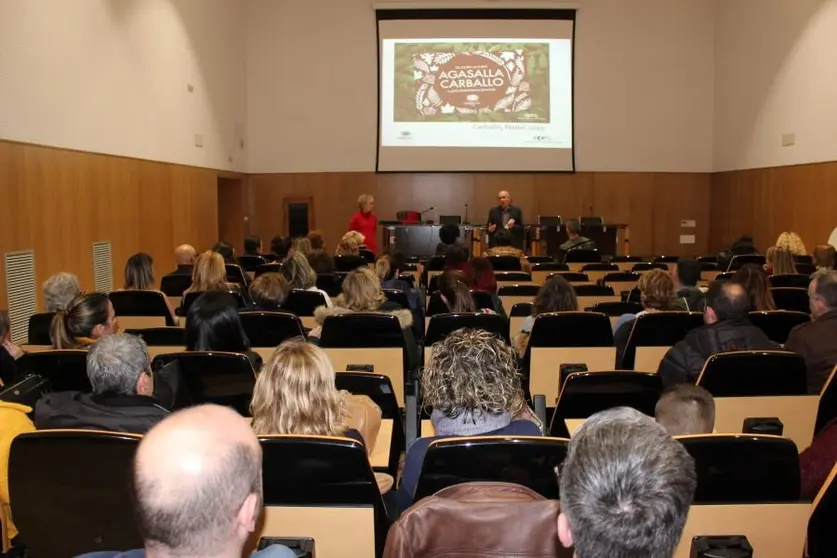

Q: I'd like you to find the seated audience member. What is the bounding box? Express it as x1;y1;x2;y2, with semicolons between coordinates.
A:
655;384;715;436
186;291;262;370
248;273;291;311
764;245;776;275
513;275;577;357
814;244;836;271
291;236;312;258
376;253;410;291
718;234;758;270
785;270;837;394
440;242;471;273
0;399;35;546
0;309;25;384
437;270;480;313
772;246;797;275
672;257;705;311
398;329;542;511
557;407;696;558
336;230;366;256
243;235;262;256
776;231;807;256
35;334;166;433
614;269;679;334
484;229;531;273
270;234;292;260
732;264;777;310
307;250;337;274
251;340;370;445
657;282;777;386
307;230;326;252
182;250;248;305
558;219;596;254
800;416;837;499
42;272;82;313
435;223;466;257
77;405;296;558
468;257;506;317
164;244;197;278
212;240;236;263
280;252;333;307
123;253;156;290
51;292;119;349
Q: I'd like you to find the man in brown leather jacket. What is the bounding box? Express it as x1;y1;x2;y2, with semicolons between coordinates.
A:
785;270;837;394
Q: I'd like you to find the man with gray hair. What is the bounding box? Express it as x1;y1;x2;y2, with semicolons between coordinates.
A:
786;269;837;393
34;333;167;433
42;272;81;312
557;407;697;558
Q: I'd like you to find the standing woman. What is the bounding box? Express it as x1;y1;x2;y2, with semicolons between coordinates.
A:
348;194;378;255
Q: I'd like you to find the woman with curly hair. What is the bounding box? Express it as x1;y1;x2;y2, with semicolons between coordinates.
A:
397;328;542;511
336;231;366;257
775;232;807;256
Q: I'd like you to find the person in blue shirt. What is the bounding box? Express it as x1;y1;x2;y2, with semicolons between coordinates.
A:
397;328;542;511
77;405;295;558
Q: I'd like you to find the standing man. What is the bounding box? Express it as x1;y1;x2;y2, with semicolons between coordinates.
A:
348;194;378;254
486;190;524;249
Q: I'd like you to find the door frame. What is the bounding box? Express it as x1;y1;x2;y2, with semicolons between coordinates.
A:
283;196;315;237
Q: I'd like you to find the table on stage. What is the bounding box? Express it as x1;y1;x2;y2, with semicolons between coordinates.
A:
539;223;629;258
381;224;486;258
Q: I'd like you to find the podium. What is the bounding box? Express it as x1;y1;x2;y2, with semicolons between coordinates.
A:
542;223;629;259
381;224;480;258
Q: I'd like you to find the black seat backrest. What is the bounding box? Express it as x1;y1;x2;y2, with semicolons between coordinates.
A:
319;313;404;348
677;434;800;503
182;290;248;315
580;263;618;272
495;272;532;283
254;263;283;278
316;273;342;297
488;255;522;271
573;284;614;296
359;249;376;263
471;290;495;311
714;272;735;281
125;327;185;346
237;255;266;272
653;256;680;263
426;256;446;271
259;435;389;556
621;312;704;369
794;254;814;264
796;262;817;275
588;301;643;316
748;311;810;344
527;256;554;264
528;312;613;348
815;369;837;436
771;287;811;314
631;262;669;272
564;249;600;263
700;262;719;271
532;262;569;272
425;313;510;346
283;289;327;316
426;291;453;316
611;256;643;263
160;274;192;297
697;351;808;396
550;372;663;437
27;312;55;345
225;264;248;285
109;290;176;326
548;272;589;283
498;284;539;297
17;350;90;392
770;274;812;289
808;464;837;558
510;302;533;317
335;255;367;272
601;272;641;285
698;256;719;264
727;254;766;271
9;430;142;557
239;311;304;347
151;351;256;415
415;436;569;501
382;288;410;309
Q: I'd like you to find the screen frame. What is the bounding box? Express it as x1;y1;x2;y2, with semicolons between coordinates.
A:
375;8;577;174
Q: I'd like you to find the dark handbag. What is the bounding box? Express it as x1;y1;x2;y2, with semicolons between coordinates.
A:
152;359;193;411
0;374;51;408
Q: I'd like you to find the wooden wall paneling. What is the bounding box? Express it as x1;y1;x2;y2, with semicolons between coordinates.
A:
651;173;711;257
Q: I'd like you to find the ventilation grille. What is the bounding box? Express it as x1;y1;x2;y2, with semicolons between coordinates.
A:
4;251;37;345
92;241;113;293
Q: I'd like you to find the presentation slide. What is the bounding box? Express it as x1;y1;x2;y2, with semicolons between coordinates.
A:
377;16;575;172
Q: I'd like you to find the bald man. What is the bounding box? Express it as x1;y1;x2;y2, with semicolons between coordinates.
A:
161;245;196;281
78;405;294;558
486;190;524;249
657;281;778;386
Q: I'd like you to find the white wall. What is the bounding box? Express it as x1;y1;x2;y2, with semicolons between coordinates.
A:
714;0;837;171
0;0;247;171
245;0;716;173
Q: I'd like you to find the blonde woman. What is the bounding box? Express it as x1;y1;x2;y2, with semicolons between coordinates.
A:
336;231;366;257
348;193;378;254
280;252;333;307
183;251;237;295
776;232;807;256
772;247;797;275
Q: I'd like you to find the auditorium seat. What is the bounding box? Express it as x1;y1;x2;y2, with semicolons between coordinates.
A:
547;271;589;283
160;274;192;297
151;351;257;415
564;249;600;265
225;263;249;286
488;255;522;271
807;464;837;558
316;273;343;297
527;255;554;264
549;372;662;438
573;284;614;297
470;290;495;311
588;301;643;316
769;274;812;289
237;255;266;272
697;351;807;396
531;262;569;285
425;313;510;355
630;262;669;273
653;255;680;264
257;435;387;558
335;255;368;272
382;288;410;310
815;366;837;436
254;263;282;278
413;436;569;501
747;310;810;344
26;312;54;345
17;350;90;392
9;430;142;557
125;327;185;346
771;287;811;313
497;284;539;297
600;272;641;295
726;254;766;272
425;291;451;317
796;262;817;275
697;256;719;264
239;311;304;347
284;289;327;328
359;249;376;263
109;290;177;328
509;302;532;339
620;312;704;370
180;290;249;316
610;255;643;272
494;271;532;283
677;434;800;503
580;262;618;272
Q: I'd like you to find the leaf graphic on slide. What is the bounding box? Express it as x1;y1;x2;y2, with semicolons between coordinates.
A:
415;86;427;110
514;97;532;112
413;59;430;72
427;87;442;106
511;71;524;86
494;94;515;111
455;107;477;114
